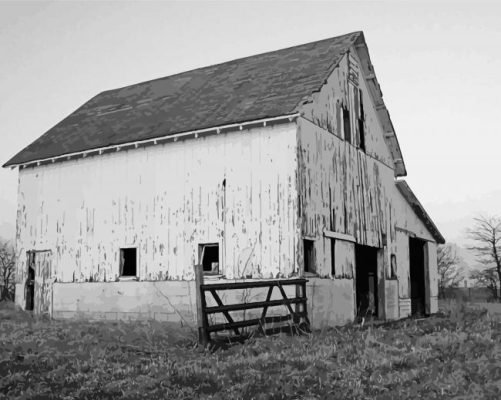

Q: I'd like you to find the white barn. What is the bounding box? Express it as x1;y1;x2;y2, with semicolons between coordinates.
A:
4;31;444;327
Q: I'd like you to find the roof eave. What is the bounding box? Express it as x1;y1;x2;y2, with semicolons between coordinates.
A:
3;113;300;169
396;180;445;244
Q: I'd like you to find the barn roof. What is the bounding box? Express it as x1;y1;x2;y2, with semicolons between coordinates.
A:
4;31;405;174
396;180;445;244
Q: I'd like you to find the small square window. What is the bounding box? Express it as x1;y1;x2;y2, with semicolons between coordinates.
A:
199;243;219;274
304;239;315;274
120;248;137;277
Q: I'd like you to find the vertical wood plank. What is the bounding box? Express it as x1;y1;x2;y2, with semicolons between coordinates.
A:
194;264;209;346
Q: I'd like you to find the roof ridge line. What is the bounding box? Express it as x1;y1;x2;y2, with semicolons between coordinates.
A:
104;31;363;94
5;31;365;166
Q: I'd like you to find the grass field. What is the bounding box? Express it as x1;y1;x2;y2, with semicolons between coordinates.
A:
1;301;501;399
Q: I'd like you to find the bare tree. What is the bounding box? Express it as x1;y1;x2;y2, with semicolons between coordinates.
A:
0;240;16;301
468;215;501;300
437;243;462;298
470;267;498;300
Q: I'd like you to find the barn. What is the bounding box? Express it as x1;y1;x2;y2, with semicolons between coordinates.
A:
4;31;444;328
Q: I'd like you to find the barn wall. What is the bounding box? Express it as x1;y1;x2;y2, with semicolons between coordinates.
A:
52;281;198;323
392;187;435;242
14;122;299;301
301;52;394;174
297;54;398;265
393;187;438;317
296;51;438;318
296;116;395;275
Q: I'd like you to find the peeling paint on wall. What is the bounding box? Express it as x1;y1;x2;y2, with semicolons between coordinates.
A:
15;123;299;286
296;51;439;314
13;46;440;326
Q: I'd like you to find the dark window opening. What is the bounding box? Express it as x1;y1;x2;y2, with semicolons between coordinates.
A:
342;106;351;143
358;89;366;152
200;243;219;274
358;118;365;151
390;254;397;279
355;244;379;318
330;239;336;276
120;248;137;277
304;239;315;274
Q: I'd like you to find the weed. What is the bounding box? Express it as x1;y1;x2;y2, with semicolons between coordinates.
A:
0;302;500;399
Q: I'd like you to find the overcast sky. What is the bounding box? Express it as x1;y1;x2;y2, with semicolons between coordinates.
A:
1;0;500;245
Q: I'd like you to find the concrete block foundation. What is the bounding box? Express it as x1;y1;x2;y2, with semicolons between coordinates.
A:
306;278;355;328
52;281;197;326
32;278;359;329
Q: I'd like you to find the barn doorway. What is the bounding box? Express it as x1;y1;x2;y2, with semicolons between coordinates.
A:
409;238;426;316
355;244;379;318
25;252;35;311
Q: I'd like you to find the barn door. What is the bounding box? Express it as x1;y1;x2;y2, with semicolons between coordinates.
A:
28;251;53;316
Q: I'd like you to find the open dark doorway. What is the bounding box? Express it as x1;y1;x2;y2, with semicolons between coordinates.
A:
25;252;35;311
409;237;426;316
355;244;379;318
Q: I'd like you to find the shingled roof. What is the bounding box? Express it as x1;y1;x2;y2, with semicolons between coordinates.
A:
396;180;445;244
4;31;404;171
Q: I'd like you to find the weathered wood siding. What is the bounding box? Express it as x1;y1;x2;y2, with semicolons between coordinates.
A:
33;250;53;316
297;117;394;253
301;52;394;171
298;52;397;281
296;49;438;300
394;184;435;303
427;241;439;314
15;123;299;286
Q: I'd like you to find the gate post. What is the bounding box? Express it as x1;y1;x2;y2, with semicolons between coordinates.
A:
194;264;209;346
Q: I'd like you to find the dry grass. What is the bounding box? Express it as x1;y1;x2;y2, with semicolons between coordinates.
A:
1;301;501;399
